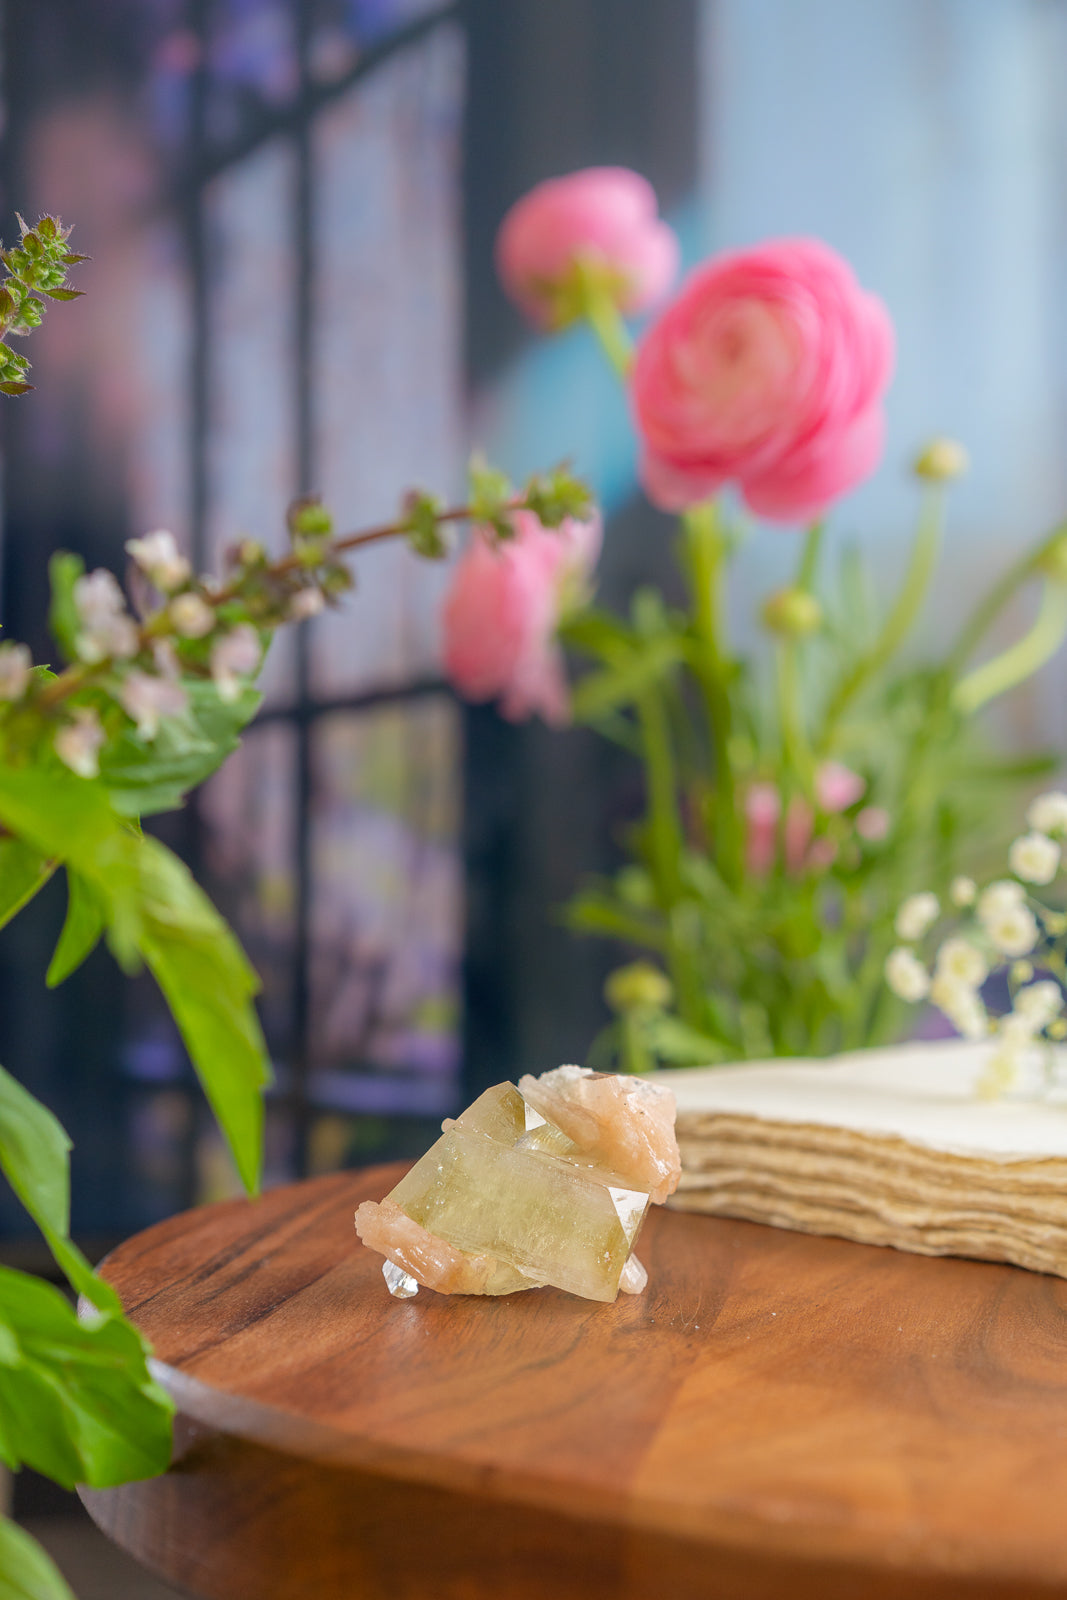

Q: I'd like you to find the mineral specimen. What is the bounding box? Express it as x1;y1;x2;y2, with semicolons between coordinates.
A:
355;1068;679;1302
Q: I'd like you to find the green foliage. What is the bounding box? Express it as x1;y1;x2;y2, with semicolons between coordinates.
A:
0;1064;71;1238
522;464;593;528
468;454;515;540
98;679;261;816
0;1266;173;1489
402;490;447;559
0;1516;74;1600
0;837;55;932
0;215;86;396
46;871;104;986
46;551;85;663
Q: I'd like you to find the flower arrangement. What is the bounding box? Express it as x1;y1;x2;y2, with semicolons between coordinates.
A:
441;166;1067;1074
886;790;1067;1096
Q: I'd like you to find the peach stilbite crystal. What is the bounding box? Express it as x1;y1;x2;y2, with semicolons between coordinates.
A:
355;1069;679;1303
516;1066;681;1204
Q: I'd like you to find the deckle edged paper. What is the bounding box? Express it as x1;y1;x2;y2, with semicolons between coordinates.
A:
658;1038;1067;1278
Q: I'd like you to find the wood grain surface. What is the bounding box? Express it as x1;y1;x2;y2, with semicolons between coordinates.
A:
80;1162;1067;1600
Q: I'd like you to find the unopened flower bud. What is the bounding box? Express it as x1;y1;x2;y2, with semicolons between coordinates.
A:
211;624;261;703
289;587;325;622
913;438;969;483
55;707;105;779
604;961;673;1014
760;587;822;638
169;593;215;639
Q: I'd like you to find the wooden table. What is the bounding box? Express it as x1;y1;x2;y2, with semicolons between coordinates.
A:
82;1162;1067;1600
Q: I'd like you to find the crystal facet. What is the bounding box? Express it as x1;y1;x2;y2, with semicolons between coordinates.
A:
355;1067;680;1304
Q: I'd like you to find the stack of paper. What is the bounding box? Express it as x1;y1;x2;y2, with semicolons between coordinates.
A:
657;1039;1067;1278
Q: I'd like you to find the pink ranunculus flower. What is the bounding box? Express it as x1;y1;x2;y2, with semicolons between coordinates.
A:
495;168;679;329
442;511;601;726
815;760;866;813
632;237;894;523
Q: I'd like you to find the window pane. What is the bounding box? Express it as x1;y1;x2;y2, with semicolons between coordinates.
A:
311;25;465;696
207;0;298;147
308;696;462;1116
308;0;452;87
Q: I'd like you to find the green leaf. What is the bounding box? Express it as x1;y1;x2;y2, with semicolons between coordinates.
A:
0;837;55;931
0;1265;174;1489
41;287;83;301
0;1516;75;1600
98;679;262;817
558;608;634;659
570;637;683;721
47;552;85;662
0;1064;70;1238
135;837;269;1193
46;870;104;987
0;380;32;397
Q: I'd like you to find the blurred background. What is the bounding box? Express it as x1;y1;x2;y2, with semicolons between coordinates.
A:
2;0;1067;1528
3;0;1067;1584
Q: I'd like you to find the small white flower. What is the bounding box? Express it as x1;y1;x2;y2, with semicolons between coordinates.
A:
289;587;325;622
985;904;1039;959
1013;980;1063;1032
125;529;192;593
55;707;105;779
895;892;940;942
885;947;930;1003
930;972;988;1040
119;669;189;740
977;879;1025;925
169;593;215;639
1008;831;1060;886
73;569;139;662
950;875;976;908
934;937;988;989
1027;790;1067;836
210;624;260;703
0;642;31;701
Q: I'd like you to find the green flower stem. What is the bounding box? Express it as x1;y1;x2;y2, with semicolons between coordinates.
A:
776;639;813;792
953;582;1067;715
819;484;945;752
946;520;1067;676
682;503;742;887
634;687;703;1025
574;258;634;379
796;520;825;591
619;1012;653;1076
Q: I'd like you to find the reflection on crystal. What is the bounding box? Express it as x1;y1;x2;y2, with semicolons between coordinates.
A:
356;1068;680;1304
383;1259;419;1298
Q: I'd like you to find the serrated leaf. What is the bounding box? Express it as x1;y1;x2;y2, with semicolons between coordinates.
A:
46;870;104;986
99;680;261;817
0;1516;75;1600
47;551;85;661
0;836;55;931
41;288;83;301
0;381;32;396
0;1063;71;1238
0;1265;174;1489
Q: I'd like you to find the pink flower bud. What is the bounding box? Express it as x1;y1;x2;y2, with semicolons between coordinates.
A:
856;805;890;842
442;511;601;726
744;783;781;878
495;168;679;329
815;760;866;813
632;237;894;521
784;795;814;876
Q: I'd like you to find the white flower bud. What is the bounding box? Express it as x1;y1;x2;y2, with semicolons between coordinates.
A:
125;529;192;593
1008;831;1060;886
73;569;139;662
0;642;31;701
895;892;939;942
210;624;260;703
289;586;325;622
54;707;105;779
119;669;189;740
169;593;215;639
949;875;976;908
885;947;930;1002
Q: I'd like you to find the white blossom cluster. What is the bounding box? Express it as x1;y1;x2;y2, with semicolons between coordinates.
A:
884;790;1067;1096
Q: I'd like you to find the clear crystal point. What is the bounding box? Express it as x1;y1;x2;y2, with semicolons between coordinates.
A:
383;1260;419;1298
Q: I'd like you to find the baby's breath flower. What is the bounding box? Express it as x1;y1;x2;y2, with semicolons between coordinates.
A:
54;707;105;779
125;529;191;593
1013;980;1062;1032
895;892;939;942
1027;791;1067;836
930;972;988;1040
119;669;189;740
0;642;31;700
1010;960;1034;986
984;903;1039;959
950;875;976;908
885;947;930;1002
1008;831;1060;886
976;879;1025;925
73;569;138;662
169;593;215;639
210;624;260;703
934;937;988;989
